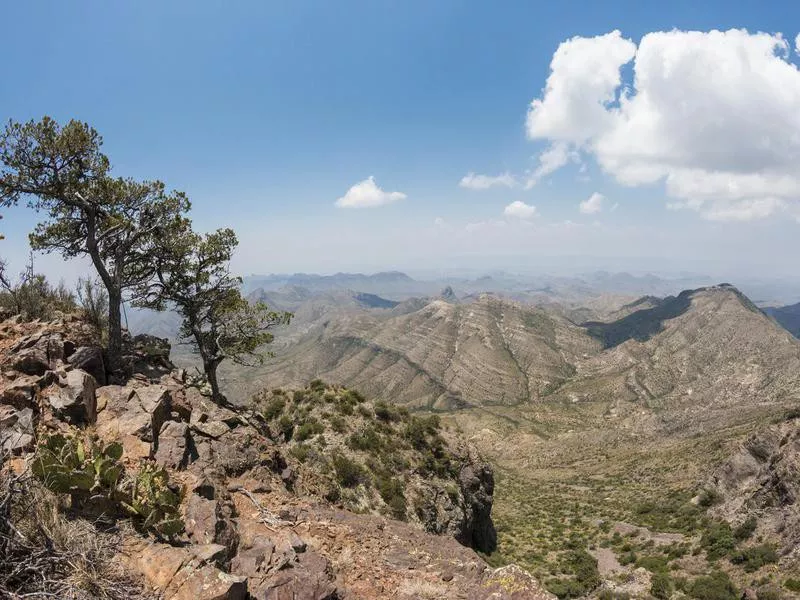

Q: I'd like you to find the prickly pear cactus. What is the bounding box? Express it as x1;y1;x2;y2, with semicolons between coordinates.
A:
32;434;124;497
120;461;184;537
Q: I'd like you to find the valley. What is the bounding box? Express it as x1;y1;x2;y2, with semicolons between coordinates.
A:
130;271;800;597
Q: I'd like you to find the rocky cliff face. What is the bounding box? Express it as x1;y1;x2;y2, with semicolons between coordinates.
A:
708;411;800;559
0;315;551;599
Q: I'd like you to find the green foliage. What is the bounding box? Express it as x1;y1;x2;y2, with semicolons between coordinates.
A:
277;415;294;441
332;453;367;488
262;397;286;421
733;515;757;541
636;554;669;574
0;258;76;322
347;427;383;452
729;544;778;572
701;521;735;561
33;433;183;538
119;462;183;537
650;572;674;600
309;379;326;392
289;443;311;463
376;475;406;520
32;434;123;498
698;488;723;507
687;571;738;600
374;401;400;423
136;224;292;403
295;418;324;442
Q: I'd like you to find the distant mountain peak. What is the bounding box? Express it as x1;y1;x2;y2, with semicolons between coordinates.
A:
440;286;458;302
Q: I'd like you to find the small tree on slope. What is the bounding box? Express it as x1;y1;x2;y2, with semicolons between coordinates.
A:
136;224;291;404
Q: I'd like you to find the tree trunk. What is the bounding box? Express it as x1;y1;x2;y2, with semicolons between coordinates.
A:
204;359;223;404
107;287;123;374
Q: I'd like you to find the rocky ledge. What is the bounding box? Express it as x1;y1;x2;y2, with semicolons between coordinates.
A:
0;316;553;599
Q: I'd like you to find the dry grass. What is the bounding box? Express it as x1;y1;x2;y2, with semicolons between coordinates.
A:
0;466;148;599
396;578;452;599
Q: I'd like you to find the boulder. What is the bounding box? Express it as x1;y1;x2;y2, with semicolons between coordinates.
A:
135;385;172;443
154;421;192;470
7;332;67;375
458;461;497;553
0;405;34;453
1;374;47;409
47;369;97;424
10;346;50;375
67;346;106;385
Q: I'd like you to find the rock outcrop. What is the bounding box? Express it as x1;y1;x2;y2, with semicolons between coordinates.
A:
0;316;553;599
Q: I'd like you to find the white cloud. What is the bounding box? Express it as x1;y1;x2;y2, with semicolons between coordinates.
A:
525;142;581;188
796;33;800;55
335;176;406;208
459;172;517;189
434;217;445;226
527;29;800;221
503;200;538;219
579;192;605;214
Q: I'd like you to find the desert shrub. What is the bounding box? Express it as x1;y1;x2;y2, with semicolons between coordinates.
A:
733;515;758;541
730;544;778;572
374;401;400;423
785;578;800;592
262;396;286;421
651;572;674;600
698;488;723;507
687;571;738;600
701;521;735;560
328;414;347;433
567;549;600;594
636;554;669;574
376;475;406;520
618;550;637;565
295;418;324;441
347;427;383;452
277;415;294;441
292;389;308;403
342;389;366;404
598;591;630;600
332;453;366;488
546;578;586;599
309;379;326;392
76;276;109;336
356;404;372;418
0;261;76;321
289;443;311;463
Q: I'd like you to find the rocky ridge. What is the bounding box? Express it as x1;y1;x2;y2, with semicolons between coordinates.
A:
0;315;553;599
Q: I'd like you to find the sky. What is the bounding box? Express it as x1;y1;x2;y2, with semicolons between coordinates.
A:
2;1;800;281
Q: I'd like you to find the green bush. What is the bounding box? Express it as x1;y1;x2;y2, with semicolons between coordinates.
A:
756;585;782;600
295;419;324;441
687;571;738;600
698;488;723;507
374;401;400;422
733;516;757;542
636;554;669;574
347;427;383;452
309;379;326;392
328;414;347;433
701;521;735;561
332;453;366;488
785;578;800;593
289;443;311;463
119;461;183;537
730;544;778;572
651;572;674;600
376;476;406;520
277;415;294;441
262;397;286;421
566;549;600;595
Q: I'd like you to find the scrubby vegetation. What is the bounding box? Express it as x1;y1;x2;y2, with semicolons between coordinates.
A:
250;381;465;524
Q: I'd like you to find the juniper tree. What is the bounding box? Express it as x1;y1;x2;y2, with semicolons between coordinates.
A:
0;117;189;372
137;225;291;404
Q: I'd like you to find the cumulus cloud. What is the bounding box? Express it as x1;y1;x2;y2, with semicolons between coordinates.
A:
459;172;517;189
525;142;581;188
335;176;406;208
527;29;800;221
503;200;538;219
579;192;605;214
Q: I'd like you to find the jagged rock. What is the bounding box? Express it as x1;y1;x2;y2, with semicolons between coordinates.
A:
184;494;221;545
7;332;67;375
67;345;106;385
250;551;337;600
10;346;50;375
155;420;192;470
95;385;152;459
0;405;34;453
136;385;172;442
1;373;51;409
458;461;497;553
47;369;97;423
132;542;246;600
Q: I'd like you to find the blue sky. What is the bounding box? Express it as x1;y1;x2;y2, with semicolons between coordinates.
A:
2;1;800;279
